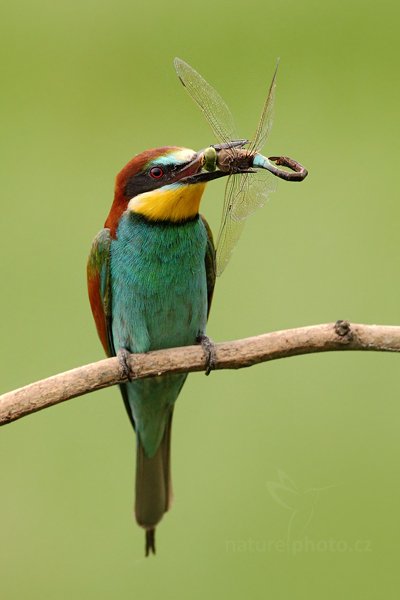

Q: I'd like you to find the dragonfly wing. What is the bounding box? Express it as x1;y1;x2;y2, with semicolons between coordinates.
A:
174;57;237;144
249;60;279;153
216;172;278;275
216;175;248;276
231;170;277;222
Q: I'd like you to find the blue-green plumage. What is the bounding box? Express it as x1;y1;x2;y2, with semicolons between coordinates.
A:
111;213;208;456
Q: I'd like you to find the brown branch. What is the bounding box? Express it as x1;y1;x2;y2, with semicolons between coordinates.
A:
1;321;400;426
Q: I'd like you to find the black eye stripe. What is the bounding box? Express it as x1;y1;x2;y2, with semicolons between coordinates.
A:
150;162;185;175
124;160;192;198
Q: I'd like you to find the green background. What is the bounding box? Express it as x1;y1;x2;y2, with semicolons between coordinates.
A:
1;0;399;598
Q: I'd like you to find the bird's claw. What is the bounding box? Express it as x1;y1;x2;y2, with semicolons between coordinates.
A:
196;334;216;376
117;348;133;381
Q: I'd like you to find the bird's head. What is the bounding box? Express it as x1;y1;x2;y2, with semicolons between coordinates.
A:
105;146;222;236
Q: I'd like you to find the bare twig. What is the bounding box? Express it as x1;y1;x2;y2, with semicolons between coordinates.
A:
1;321;400;426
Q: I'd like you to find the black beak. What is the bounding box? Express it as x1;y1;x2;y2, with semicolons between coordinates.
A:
181;169;230;184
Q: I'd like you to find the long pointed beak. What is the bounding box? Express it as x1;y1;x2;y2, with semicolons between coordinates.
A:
181;169;231;184
173;153;205;181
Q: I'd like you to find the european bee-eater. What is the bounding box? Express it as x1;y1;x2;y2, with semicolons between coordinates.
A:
87;146;225;555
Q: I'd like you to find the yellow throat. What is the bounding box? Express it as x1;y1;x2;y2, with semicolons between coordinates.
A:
128;182;206;222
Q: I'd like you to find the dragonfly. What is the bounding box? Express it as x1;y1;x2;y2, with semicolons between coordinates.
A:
174;57;308;275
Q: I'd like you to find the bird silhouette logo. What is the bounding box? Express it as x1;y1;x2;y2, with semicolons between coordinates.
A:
266;470;337;542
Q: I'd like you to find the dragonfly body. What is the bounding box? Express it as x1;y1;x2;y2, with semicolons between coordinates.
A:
202;143;307;179
215;146;254;173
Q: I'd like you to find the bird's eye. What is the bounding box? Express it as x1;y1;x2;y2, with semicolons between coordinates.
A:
149;166;164;179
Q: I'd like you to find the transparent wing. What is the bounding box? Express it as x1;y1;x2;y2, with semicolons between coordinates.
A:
216;172;278;275
174;57;237;144
216;175;247;276
249;59;279;153
231;169;277;221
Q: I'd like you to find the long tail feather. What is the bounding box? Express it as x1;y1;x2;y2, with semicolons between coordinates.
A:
135;412;173;556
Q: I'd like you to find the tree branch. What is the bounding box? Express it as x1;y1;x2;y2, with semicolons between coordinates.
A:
1;321;400;426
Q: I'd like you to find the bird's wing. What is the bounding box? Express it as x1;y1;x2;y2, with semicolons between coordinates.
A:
200;215;216;318
87;228;115;357
88;229;137;430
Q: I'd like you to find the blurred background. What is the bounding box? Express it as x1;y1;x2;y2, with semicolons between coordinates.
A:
1;0;399;598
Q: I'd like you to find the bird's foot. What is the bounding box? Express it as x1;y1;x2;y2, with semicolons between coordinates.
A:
145;528;156;557
117;348;133;382
196;334;216;376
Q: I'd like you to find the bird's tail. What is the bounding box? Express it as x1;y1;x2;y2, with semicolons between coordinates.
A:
135;412;173;556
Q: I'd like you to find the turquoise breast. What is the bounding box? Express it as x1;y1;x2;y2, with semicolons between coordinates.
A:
110;212;208;455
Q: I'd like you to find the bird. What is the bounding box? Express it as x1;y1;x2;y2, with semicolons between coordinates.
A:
87;145;224;556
